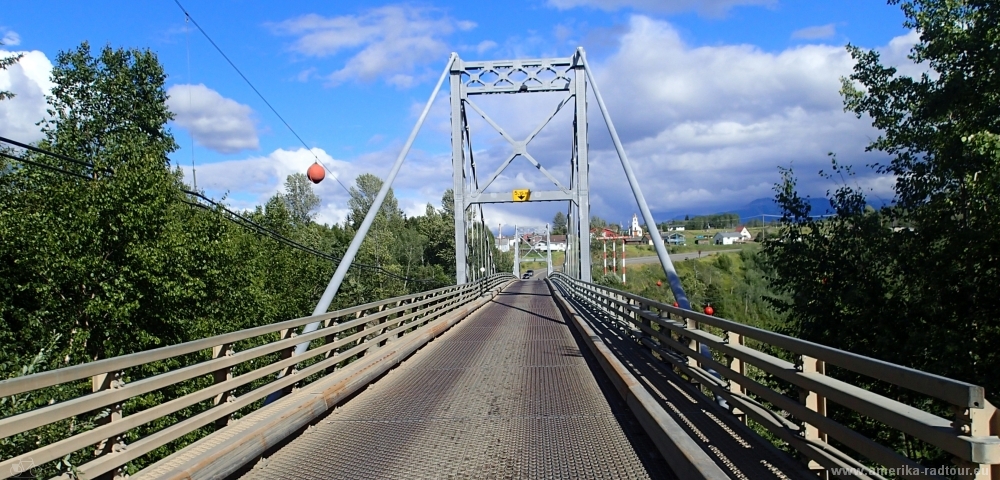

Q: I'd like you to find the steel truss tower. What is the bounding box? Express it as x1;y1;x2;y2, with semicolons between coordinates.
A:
449;48;691;310
450;49;592;283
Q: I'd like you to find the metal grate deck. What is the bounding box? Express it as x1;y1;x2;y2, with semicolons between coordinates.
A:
237;279;674;480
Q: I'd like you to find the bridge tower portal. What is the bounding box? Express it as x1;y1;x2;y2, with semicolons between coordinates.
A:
450;50;592;283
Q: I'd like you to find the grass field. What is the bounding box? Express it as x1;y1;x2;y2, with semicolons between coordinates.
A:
509;225;777;272
596;226;775;257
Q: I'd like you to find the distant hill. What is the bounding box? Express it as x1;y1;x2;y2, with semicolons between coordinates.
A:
729;197;835;220
656;196;893;224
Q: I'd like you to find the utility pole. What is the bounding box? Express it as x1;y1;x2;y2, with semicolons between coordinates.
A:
546;223;553;276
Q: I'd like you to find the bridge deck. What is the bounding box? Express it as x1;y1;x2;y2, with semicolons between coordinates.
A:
237;279;674;479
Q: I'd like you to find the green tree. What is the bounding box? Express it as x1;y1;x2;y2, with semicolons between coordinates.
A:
280;173;321;226
0;41;23;101
590;215;607;230
0;40;462;477
348;173;402;230
766;0;1000;467
837;0;1000;397
552;211;567;235
0;42;263;476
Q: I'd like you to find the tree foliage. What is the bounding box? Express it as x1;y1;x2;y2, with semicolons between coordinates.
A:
0;42;463;477
0;41;23;101
764;0;1000;467
552;211;567;235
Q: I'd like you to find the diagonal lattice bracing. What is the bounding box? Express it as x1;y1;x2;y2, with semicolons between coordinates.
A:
459;58;575;94
451;51;591;284
464;95;574;195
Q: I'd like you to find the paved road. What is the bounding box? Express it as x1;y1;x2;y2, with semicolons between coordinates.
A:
621;248;742;266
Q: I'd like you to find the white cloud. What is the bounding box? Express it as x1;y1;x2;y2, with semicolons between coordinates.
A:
182;143;459;226
188;17;929;226
166;84;259;154
476;40;498;55
451;17;924;221
0;49;54;142
880;30;925;78
547;0;775;16
569;16;924;217
271;6;475;87
181;147;349;224
792;24;836;40
2;29;21;46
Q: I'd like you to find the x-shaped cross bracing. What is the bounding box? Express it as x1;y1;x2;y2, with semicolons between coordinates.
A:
464;93;575;196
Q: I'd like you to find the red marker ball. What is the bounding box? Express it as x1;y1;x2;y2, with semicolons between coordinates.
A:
672;301;679;308
307;162;325;184
704;305;715;316
656;280;662;287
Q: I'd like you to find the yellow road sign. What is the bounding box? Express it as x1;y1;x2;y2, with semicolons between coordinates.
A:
512;189;530;202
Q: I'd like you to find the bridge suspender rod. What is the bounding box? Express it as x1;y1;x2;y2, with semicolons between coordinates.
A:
579;48;691;310
261;54;457;406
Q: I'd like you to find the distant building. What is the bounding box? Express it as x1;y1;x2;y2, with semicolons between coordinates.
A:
667;226;685;232
629;213;643;238
666;233;686;245
594;227;626;239
714;232;744;245
734;225;752;241
541;234;567;252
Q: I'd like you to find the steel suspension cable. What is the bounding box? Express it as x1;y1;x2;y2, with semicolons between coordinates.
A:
0;137;443;286
171;0;352;196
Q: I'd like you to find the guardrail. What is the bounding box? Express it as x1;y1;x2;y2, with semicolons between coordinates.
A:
550;273;999;480
0;274;512;480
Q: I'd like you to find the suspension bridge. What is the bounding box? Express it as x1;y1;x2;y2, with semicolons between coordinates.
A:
1;49;998;480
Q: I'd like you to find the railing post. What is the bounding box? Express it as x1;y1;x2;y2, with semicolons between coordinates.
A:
686;316;699;383
956;400;998;480
323;316;340;375
276;327;299;397
367;304;388;351
92;370;124;479
726;331;746;423
212;343;235;428
800;355;828;478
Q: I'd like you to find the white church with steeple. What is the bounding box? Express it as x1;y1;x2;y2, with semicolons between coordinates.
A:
629;213;642;238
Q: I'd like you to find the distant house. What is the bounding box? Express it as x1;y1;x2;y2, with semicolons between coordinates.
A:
494;237;518;252
542;234;567;251
734;225;752;241
714;232;744;245
626;236;652;246
593;227;624;239
667;226;685;232
666;233;686;245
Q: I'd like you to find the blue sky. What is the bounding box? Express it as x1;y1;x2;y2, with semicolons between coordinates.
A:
2;1;916;229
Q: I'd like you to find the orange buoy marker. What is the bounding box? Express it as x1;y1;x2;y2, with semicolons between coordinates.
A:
656;280;662;287
672;301;679;308
704;305;714;316
307;162;325;184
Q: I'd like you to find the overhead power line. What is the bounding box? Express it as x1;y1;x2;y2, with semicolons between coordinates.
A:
170;0;352;196
0;135;111;174
0;151;92;180
0;137;443;286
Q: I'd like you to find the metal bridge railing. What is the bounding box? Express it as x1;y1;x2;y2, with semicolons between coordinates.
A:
550;273;999;480
0;273;513;480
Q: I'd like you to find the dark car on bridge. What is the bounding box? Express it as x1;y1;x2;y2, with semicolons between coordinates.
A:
522;270;534;279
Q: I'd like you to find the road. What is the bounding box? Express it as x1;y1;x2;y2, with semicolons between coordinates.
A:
621;248;742;266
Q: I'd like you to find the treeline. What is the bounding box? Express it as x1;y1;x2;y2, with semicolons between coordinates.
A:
0;43;460;475
660;212;741;231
